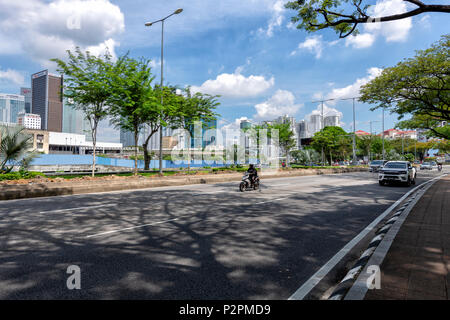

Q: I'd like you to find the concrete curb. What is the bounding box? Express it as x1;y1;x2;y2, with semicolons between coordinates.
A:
327;174;447;300
0;167;367;201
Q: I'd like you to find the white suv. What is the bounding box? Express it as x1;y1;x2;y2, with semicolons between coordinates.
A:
379;161;416;186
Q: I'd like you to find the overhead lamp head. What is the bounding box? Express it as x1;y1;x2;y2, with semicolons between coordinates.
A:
174;8;183;14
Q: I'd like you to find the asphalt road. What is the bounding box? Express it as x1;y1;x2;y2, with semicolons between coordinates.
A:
0;169;445;299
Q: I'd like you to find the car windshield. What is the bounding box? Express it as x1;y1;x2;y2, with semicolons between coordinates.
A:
371;161;383;165
423;162;432;165
384;162;407;169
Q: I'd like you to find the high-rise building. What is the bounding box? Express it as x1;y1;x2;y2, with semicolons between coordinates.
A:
296;120;309;139
309;114;322;135
0;93;25;124
240;120;252;130
120;129;136;147
62;101;90;136
324;115;340;127
20;88;32;113
17;113;41;130
31;70;63;132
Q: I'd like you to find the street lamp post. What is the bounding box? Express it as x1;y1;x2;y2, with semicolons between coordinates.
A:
368;120;380;161
382;107;385;160
145;8;183;175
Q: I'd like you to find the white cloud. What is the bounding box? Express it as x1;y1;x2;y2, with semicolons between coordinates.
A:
0;0;125;66
291;35;324;59
326;67;383;102
308;104;343;119
0;68;25;86
345;33;376;49
191;68;274;98
258;0;285;37
418;14;431;29
254;90;303;120
363;0;412;43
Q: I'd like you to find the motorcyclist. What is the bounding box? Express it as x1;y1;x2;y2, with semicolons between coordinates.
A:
247;164;258;186
438;162;443;171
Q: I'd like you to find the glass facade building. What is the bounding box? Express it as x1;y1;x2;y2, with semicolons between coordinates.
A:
0;94;25;124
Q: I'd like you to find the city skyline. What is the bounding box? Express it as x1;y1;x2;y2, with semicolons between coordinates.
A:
1;1;448;142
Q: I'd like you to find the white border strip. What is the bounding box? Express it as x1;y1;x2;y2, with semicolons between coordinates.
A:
288;180;430;300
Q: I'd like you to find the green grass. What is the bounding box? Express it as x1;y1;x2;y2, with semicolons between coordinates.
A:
0;171;46;181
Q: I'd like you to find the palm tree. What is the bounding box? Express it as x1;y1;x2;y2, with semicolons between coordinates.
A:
0;126;34;174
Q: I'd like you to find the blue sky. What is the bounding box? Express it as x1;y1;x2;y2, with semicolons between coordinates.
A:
0;0;449;142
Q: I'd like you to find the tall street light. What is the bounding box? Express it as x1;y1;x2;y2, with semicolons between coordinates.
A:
311;98;335;164
145;8;183;174
341;97;358;164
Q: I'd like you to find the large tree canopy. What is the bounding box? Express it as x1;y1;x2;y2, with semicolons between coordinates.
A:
359;35;450;139
285;0;450;38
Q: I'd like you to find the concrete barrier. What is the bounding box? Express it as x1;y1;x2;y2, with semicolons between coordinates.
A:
0;167;367;201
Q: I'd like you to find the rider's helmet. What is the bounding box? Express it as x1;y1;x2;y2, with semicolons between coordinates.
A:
249;164;254;169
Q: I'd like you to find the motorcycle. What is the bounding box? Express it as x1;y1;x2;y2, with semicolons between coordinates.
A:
239;174;260;192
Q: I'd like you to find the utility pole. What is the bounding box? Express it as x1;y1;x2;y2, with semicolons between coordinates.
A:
368;120;380;162
382;107;385;160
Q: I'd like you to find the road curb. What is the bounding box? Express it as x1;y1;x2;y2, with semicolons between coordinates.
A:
327;174;447;300
0;167;366;201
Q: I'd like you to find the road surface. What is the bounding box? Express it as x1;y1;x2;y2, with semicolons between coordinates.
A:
0;169;444;299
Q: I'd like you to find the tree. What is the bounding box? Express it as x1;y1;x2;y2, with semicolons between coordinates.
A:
407;140;437;161
244;123;273;164
52;48;114;177
0;126;34;174
271;122;297;165
360;35;450;139
396;114;450;140
285;1;450;39
177;87;220;172
108;55;158;175
291;148;321;166
311;126;351;164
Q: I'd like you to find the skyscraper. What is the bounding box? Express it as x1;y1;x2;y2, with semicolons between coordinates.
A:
309;114;322;135
31;70;63;132
62;101;90;136
240;120;252;130
324;115;340;127
20;88;32;113
0;93;25;124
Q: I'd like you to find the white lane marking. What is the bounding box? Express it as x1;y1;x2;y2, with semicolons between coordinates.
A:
86;217;182;238
254;197;289;205
85;196;294;238
39;204;115;214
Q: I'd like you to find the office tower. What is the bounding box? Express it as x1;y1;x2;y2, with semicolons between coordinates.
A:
31;70;63;132
17;113;41;130
20;88;32;113
296;120;309;139
0;93;25;124
62;101;90;136
309;114;322;135
324;115;340;127
240;120;252;130
120;129;136;147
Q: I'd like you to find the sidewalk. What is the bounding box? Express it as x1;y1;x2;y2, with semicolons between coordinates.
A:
365;175;450;300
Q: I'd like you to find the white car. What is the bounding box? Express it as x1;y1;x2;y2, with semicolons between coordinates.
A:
420;162;435;170
379;161;416;186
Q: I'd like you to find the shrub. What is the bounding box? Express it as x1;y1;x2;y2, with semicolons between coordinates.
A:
0;171;45;181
